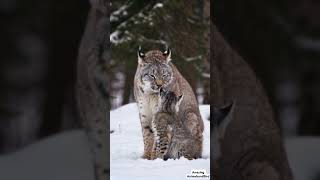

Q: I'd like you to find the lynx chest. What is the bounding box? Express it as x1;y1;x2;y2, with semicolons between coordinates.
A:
137;94;159;123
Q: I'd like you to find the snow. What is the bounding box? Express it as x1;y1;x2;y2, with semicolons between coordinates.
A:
110;103;320;180
0;130;95;180
110;30;132;45
285;137;320;180
153;3;164;9
110;30;123;45
110;103;210;180
0;103;318;180
110;4;128;23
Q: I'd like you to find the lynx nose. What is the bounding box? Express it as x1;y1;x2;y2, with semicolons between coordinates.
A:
155;79;164;87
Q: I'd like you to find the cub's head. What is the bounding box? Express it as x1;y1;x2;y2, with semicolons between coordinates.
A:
157;88;183;113
137;47;173;94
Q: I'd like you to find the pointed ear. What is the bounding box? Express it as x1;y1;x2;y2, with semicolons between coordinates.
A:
176;94;183;106
177;94;183;102
163;48;171;63
175;94;183;112
213;101;235;139
137;46;145;64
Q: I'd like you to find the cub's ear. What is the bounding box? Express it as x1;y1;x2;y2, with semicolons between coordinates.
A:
213;101;235;139
177;94;183;102
175;93;184;112
137;46;146;65
163;48;171;63
176;94;183;106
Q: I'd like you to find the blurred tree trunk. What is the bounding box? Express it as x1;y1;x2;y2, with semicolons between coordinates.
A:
202;0;210;104
76;1;109;179
0;0;88;154
0;0;49;153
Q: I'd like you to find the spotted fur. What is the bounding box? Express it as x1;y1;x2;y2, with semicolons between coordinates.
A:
134;48;204;160
151;90;181;159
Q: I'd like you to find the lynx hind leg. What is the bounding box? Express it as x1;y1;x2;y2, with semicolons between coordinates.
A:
181;152;193;160
150;140;157;160
175;145;193;160
175;139;201;160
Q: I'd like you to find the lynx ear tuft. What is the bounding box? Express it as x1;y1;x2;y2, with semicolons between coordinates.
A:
137;46;145;64
163;48;171;63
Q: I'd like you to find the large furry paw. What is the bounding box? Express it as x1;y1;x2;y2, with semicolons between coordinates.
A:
142;151;157;160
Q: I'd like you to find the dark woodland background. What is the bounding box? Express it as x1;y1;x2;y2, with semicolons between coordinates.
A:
110;0;210;109
214;0;320;136
0;0;89;153
0;0;319;160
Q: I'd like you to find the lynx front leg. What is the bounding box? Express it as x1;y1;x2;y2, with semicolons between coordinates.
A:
141;125;155;159
150;140;157;160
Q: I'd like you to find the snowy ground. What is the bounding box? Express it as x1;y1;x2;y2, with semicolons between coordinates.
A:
0;130;95;180
110;103;210;180
0;103;318;180
285;137;320;180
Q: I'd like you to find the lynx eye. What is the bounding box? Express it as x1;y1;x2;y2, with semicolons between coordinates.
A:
149;74;155;79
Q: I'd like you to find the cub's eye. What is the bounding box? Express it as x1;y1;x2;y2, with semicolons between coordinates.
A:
163;74;170;78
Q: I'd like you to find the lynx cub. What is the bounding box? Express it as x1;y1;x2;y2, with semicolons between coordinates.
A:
152;88;201;160
151;88;182;159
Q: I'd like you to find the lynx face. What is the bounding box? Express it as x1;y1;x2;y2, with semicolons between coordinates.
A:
137;49;173;94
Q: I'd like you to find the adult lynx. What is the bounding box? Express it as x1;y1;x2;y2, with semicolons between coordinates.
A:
134;48;204;160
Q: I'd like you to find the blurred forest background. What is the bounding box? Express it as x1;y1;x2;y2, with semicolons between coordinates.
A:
214;0;320;136
110;0;210;109
0;0;89;153
0;0;319;161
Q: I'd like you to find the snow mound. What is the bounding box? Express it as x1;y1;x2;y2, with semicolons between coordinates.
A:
0;130;95;180
110;103;210;180
285;137;320;180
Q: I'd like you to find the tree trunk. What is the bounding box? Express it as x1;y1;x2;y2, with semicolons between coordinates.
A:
76;1;109;179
